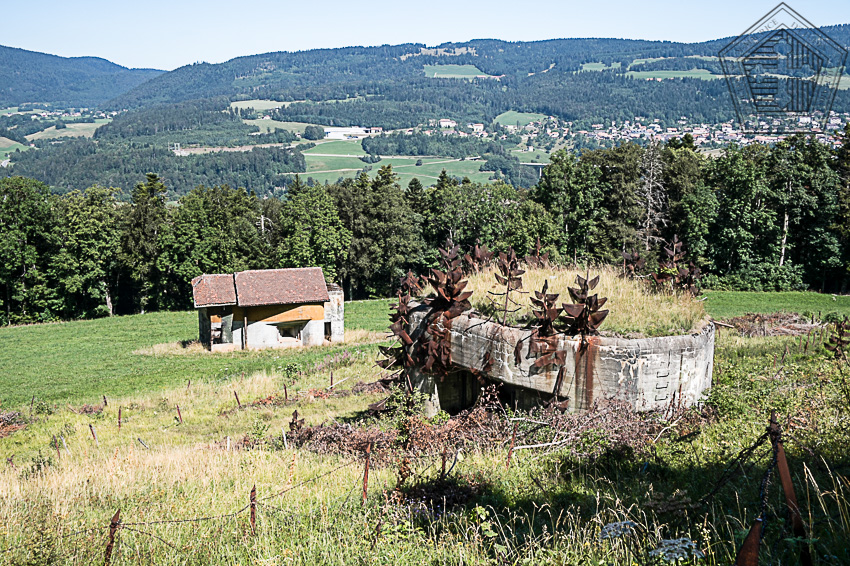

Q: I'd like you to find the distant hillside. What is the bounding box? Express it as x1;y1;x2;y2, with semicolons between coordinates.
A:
0;45;163;107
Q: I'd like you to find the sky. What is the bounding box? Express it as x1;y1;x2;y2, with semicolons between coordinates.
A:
2;0;850;71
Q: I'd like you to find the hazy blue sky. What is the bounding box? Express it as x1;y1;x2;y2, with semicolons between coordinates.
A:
3;1;850;70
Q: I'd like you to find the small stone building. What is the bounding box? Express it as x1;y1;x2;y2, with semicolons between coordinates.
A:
192;267;344;352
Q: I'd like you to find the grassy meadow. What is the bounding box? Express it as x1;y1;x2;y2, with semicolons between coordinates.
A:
494;111;547;127
463;266;707;337
2;281;850;564
25;118;112;141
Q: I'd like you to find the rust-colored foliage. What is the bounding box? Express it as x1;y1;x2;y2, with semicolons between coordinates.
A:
464;239;494;273
620;249;645;279
561;274;609;340
524;237;550;269
652;235;701;295
527;280;566;369
825;317;850;359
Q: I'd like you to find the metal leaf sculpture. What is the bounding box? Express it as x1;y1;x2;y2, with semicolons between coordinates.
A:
621;249;646;279
420;239;474;380
464;239;494;273
377;270;423;379
524;279;570;399
651;235;701;295
825;317;850;359
561;274;609;342
489;247;525;326
524;237;550;269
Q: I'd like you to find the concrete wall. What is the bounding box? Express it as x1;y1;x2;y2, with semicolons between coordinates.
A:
325;287;345;343
407;308;714;416
231;303;326;350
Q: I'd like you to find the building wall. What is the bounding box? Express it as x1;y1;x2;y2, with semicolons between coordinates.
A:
324;286;344;342
231;303;326;350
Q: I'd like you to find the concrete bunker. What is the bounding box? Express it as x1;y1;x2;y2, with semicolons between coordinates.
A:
406;308;714;417
192;268;344;352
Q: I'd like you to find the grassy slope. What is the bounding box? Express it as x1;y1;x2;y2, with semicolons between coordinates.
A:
494;111;547;127
423;64;490;78
0;301;390;408
25;118;111;141
704;290;850;320
2;293;850;563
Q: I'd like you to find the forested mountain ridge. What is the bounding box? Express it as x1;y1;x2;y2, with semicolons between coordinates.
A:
0;44;163;107
106;25;850;111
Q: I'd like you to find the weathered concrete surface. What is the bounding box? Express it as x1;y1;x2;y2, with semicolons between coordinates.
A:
407;309;714;416
325;286;345;343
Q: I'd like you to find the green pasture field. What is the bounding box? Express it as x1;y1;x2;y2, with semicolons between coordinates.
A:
242;118;316;134
0;137;27;159
579;62;621;71
230;99;289;112
626;69;721;80
423;64;492;78
2;289;850;563
703;290;850;320
303;140;367;156
0;107;18;115
25;118;111;141
494;110;547;127
0;300;389;408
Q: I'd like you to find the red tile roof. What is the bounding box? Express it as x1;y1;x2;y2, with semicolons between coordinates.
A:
235;268;329;307
192;274;237;308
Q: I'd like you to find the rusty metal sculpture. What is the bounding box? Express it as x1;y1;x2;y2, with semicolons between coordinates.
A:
489;247;525;326
419;240;474;379
464;239;494;273
378;270;422;380
620;249;646;279
825;317;850;359
524;237;550;269
652;235;701;295
561;275;609;343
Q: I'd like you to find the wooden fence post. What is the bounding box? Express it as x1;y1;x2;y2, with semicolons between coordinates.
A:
117;407;122;433
52;435;61;461
283;382;288;401
362;443;372;505
103;395;108;407
104;509;120;566
176;404;183;424
234;391;242;409
89;424;99;447
250;485;257;535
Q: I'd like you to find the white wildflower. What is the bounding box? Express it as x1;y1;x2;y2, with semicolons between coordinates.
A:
648;537;705;561
598;520;638;541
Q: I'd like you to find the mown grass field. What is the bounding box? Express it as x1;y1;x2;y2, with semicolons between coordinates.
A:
25;118;111;141
242;118;315;134
703;290;850;320
0;136;27;159
2;289;849;564
625;69;721;81
423;64;492;78
494;111;547;127
579;62;622;71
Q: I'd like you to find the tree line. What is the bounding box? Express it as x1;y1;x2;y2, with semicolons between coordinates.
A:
2;129;849;324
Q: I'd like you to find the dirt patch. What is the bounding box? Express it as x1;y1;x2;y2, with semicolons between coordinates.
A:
728;312;823;337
